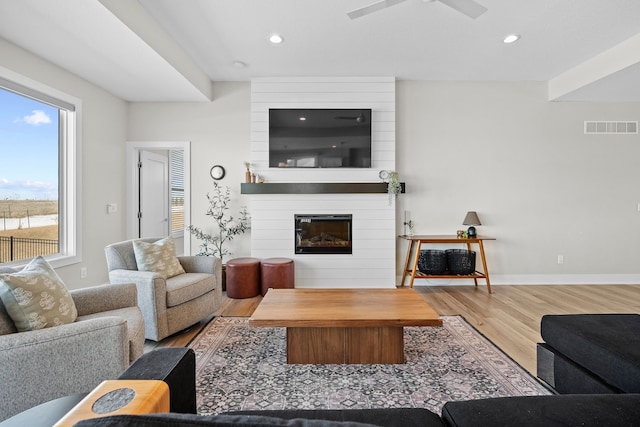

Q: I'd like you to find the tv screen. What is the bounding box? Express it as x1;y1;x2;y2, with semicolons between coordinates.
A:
269;109;372;168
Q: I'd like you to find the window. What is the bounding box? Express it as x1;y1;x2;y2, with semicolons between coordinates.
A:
0;74;80;267
169;149;184;236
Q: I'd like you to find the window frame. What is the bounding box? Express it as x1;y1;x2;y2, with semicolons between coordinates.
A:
0;67;82;268
169;149;185;238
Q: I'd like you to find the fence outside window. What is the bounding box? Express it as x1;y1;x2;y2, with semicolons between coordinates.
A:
0;236;59;263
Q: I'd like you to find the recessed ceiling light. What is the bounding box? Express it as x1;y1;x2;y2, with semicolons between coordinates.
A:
299;116;306;121
503;34;520;44
233;61;247;68
269;34;284;44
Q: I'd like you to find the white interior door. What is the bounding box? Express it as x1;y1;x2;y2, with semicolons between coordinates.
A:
139;150;169;238
127;141;191;255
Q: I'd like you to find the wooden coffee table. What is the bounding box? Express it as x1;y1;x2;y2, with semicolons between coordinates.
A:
249;288;442;364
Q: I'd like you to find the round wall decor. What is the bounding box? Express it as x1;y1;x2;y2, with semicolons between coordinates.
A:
210;165;225;180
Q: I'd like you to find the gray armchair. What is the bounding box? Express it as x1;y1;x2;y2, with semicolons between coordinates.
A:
0;280;144;421
105;237;222;342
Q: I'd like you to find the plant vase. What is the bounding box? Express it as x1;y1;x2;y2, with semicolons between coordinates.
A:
387;171;402;205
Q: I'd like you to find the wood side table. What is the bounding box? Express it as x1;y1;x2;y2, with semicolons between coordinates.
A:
399;235;496;293
53;380;169;427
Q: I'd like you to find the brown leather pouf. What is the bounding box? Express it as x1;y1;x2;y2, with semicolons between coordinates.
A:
260;257;295;296
225;257;261;299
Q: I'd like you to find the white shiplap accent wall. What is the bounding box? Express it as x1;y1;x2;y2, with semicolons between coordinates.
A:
249;77;396;288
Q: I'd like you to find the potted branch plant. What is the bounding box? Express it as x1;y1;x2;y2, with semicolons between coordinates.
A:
188;182;250;288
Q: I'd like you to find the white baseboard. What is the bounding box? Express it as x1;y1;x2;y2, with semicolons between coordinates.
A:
491;274;640;285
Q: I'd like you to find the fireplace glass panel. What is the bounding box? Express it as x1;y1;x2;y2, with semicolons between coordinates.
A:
295;214;352;254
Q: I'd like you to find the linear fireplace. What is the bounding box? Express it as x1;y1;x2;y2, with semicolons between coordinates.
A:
295;214;352;254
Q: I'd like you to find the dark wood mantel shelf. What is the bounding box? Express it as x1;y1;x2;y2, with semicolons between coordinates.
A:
240;182;406;195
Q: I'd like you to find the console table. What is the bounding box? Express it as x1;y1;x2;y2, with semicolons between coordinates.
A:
399;235;496;294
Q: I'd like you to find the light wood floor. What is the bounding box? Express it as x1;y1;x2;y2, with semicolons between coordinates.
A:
149;284;640;375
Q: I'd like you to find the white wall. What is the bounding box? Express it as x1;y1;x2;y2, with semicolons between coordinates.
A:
248;77;397;288
397;81;640;284
127;83;253;261
91;78;640;286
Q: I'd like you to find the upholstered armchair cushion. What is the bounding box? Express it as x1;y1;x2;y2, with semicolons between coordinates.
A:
106;238;222;342
132;237;185;279
0;256;78;331
165;272;215;307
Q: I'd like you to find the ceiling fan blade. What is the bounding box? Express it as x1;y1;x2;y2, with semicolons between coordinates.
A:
347;0;409;20
438;0;487;19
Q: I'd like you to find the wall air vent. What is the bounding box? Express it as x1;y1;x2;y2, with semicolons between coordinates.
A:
584;121;638;134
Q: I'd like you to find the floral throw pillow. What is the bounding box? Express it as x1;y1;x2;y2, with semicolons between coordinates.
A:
0;256;78;332
133;236;185;279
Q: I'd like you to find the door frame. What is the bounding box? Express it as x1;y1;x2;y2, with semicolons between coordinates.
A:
126;141;191;255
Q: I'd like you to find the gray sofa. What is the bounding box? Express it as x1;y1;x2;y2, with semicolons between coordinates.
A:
0;280;144;421
105;238;222;341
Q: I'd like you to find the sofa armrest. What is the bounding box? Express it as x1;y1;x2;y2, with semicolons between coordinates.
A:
71;283;138;316
108;269;168;341
177;255;220;275
108;268;163;284
119;348;197;414
0;317;128;421
108;269;167;310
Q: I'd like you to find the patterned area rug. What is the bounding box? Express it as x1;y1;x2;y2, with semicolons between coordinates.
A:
188;316;550;415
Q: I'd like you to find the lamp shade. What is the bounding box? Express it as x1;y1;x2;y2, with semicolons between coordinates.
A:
462;211;481;226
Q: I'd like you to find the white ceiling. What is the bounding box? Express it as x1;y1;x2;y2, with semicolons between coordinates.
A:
1;0;640;102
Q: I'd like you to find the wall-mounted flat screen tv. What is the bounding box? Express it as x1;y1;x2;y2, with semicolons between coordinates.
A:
269;109;372;168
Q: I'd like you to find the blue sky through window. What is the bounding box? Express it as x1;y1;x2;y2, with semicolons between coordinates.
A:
0;88;58;200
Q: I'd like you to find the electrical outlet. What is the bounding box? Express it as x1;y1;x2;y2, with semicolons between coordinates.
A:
80;267;87;278
107;203;118;214
557;255;564;265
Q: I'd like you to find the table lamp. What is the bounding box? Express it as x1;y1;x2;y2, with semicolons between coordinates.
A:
463;211;481;237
